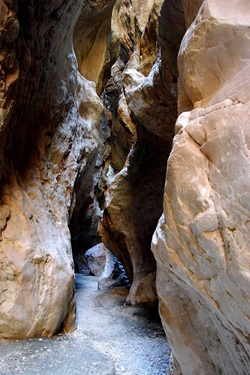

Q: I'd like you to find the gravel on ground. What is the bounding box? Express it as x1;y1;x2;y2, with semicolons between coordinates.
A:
0;274;171;375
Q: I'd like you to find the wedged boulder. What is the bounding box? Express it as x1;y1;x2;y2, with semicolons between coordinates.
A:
85;243;107;276
152;1;250;373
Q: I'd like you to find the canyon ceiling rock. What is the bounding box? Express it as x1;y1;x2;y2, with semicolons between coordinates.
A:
0;0;103;339
74;0;116;94
152;0;250;373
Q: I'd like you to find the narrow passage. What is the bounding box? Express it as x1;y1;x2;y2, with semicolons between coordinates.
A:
0;275;170;375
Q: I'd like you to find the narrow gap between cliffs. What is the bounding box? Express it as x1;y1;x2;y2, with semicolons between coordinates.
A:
66;1;185;373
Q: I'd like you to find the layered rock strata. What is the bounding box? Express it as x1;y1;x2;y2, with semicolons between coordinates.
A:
152;0;250;373
0;0;103;339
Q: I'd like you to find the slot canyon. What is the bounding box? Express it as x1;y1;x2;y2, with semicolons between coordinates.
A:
0;0;250;374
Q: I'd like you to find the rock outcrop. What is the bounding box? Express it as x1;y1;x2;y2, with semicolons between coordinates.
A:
98;0;186;304
152;0;250;373
0;0;103;339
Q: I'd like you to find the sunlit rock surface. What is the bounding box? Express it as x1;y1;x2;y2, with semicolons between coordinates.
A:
0;0;103;339
152;0;250;373
74;0;116;94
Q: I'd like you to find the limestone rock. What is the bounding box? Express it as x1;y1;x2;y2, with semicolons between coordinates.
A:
74;0;116;94
0;0;103;339
98;246;130;290
85;243;107;276
99;0;186;304
152;1;250;373
68;77;104;270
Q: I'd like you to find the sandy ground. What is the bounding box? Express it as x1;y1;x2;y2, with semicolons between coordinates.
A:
0;274;171;375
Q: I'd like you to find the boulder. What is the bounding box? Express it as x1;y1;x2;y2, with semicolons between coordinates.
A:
85;243;107;276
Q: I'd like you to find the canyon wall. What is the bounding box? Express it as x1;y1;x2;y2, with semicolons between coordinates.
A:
99;0;186;304
0;0;103;338
1;1;249;374
152;0;250;374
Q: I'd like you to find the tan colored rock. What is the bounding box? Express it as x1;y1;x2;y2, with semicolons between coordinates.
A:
112;0;163;73
179;0;250;106
152;0;250;373
99;0;185;304
100;0;164;174
74;0;116;94
0;0;103;339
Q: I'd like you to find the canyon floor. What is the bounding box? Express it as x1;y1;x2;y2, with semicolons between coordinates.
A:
0;274;171;375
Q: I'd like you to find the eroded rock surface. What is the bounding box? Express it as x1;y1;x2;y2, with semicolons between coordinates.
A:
0;0;103;339
73;0;116;94
152;1;250;373
99;0;185;304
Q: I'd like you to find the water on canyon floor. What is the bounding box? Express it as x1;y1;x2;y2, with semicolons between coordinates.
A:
0;274;170;375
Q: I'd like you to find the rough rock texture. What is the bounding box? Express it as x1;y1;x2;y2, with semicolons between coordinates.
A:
100;0;164;175
0;0;103;339
152;0;250;374
99;0;186;304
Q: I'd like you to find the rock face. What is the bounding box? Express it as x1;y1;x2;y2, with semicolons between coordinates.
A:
99;0;186;304
0;0;103;339
152;0;250;374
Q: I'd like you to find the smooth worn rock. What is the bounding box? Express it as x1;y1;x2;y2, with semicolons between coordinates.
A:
73;0;116;94
98;247;130;290
68;78;104;270
99;0;185;304
85;243;107;276
152;1;250;373
0;0;103;339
